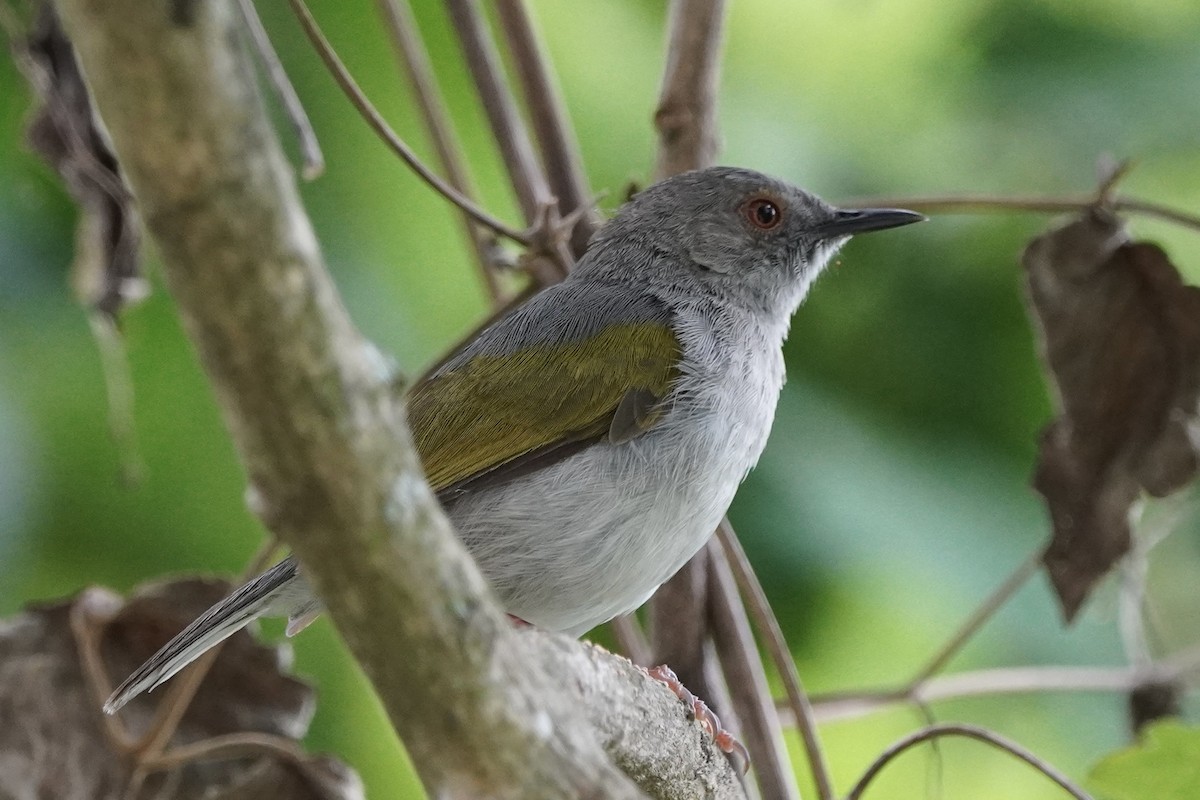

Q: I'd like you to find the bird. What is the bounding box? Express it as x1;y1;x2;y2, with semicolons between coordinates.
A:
104;166;922;714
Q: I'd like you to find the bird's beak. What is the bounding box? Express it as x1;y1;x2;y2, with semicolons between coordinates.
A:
818;207;925;238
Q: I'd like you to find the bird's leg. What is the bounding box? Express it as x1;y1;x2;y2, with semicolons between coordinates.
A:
507;614;533;628
645;664;749;773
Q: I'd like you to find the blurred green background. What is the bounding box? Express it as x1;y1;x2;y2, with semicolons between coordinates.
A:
3;0;1200;797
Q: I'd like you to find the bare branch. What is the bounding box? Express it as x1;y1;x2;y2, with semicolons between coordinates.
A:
50;1;744;795
844;723;1094;800
494;0;596;257
1093;155;1134;204
803;643;1200;724
651;544;714;702
234;0;324;180
708;541;801;800
718;522;835;800
132;539;280;761
140;731;310;772
653;0;727;179
789;546;1196;726
373;0;503;302
911;548;1042;684
1118;546;1153;669
646;0;743;785
444;0;574;281
443;1;547;222
841;191;1200;233
286;0;531;245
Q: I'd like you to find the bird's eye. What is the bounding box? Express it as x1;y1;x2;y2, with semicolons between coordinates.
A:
745;198;782;230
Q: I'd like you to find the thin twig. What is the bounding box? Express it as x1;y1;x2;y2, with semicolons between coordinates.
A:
494;0;595;258
443;0;574;282
1094;156;1134;204
133;538;281;759
718;521;834;800
234;0;324;180
708;540;801;800
800;643;1200;724
841;192;1200;232
653;0;727;179
844;723;1093;800
140;731;307;772
70;588;138;753
651;545;714;705
911;548;1043;685
373;0;503;302
69;540;281;798
285;0;530;245
1118;544;1152;669
443;1;548;224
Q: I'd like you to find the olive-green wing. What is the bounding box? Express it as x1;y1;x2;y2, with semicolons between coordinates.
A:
407;319;680;497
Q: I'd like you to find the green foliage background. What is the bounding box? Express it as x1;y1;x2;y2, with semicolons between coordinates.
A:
2;0;1200;796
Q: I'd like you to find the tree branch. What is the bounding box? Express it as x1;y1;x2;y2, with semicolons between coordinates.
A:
910;548;1042;684
234;0;323;180
844;723;1093;800
444;0;550;226
841;191;1200;233
653;0;726;180
718;522;833;800
286;0;531;245
708;542;800;800
52;0;739;795
494;0;596;258
373;0;504;301
803;644;1200;724
444;0;575;284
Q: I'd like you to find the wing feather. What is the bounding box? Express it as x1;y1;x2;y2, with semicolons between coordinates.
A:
406;284;680;497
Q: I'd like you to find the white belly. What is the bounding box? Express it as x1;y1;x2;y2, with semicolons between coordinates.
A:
449;321;784;635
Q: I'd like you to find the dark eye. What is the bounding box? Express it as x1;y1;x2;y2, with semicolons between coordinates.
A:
745;198;782;230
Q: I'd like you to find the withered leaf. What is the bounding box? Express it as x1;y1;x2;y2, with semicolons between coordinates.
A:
15;1;144;317
0;579;361;800
15;3;148;482
1128;680;1183;736
1022;211;1200;622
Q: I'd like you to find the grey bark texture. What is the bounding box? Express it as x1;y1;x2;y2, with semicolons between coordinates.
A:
49;0;743;797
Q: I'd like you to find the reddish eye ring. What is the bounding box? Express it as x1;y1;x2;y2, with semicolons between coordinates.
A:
745;198;782;230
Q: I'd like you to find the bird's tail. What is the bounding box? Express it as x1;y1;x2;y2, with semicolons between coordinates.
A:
103;556;317;714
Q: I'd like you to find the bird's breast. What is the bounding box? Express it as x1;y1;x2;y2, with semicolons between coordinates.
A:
448;311;786;635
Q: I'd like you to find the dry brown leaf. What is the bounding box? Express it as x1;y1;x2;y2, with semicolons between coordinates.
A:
1022;210;1200;622
0;579;361;800
1128;680;1183;736
13;2;151;481
15;1;144;317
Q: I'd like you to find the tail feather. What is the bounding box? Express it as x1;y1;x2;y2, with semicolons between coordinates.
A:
104;557;304;714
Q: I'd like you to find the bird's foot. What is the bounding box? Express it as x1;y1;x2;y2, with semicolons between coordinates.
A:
646;664;749;774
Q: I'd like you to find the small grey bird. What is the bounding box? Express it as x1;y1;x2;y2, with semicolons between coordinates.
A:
105;166;921;713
